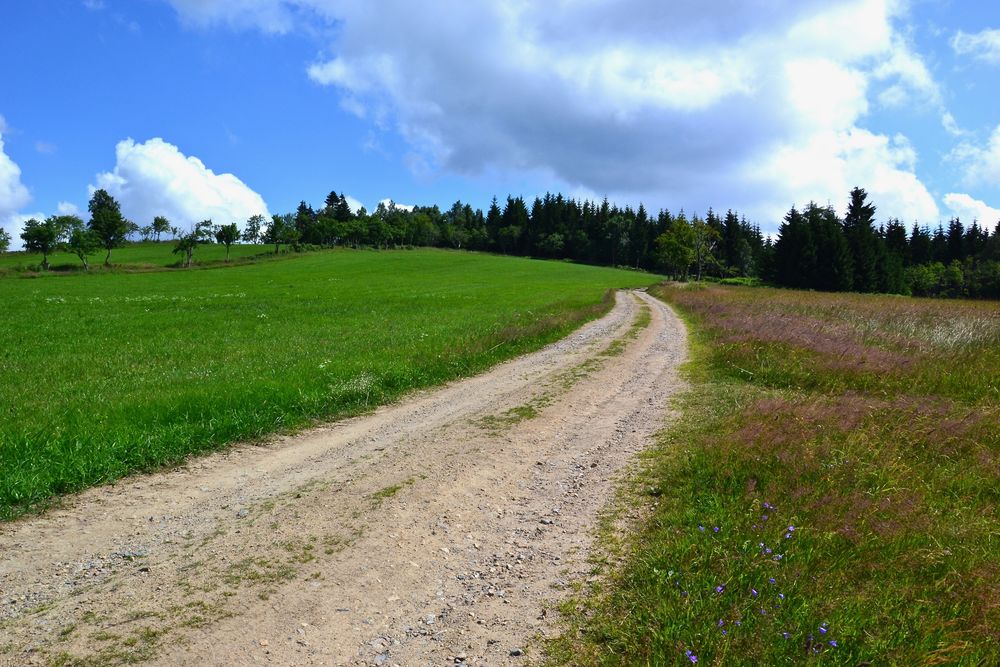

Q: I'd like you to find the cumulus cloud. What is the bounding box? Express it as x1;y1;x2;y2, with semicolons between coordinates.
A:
947;125;1000;189
168;0;944;227
943;193;1000;226
0;118;33;246
92;137;270;228
377;198;413;212
57;201;82;216
951;28;1000;65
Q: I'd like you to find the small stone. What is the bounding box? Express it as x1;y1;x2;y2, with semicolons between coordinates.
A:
259;639;269;647
424;614;436;625
510;647;524;656
373;653;388;666
236;508;249;519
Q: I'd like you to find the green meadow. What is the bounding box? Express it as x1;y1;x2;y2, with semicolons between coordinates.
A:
0;248;654;519
551;285;1000;665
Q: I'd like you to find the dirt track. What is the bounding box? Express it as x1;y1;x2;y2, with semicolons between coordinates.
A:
0;290;687;667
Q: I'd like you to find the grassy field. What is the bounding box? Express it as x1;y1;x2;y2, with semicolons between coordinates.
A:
552;285;999;665
0;241;272;271
0;248;655;519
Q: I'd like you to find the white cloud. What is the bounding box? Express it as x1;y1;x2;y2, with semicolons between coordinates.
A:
943;193;1000;225
57;201;82;217
951;28;1000;65
941;112;965;137
344;195;363;213
377;198;413;212
0;118;33;248
754;128;938;223
167;0;945;229
947;125;1000;189
92;137;270;227
871;36;941;109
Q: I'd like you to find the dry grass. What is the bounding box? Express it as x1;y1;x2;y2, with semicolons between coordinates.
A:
549;284;1000;666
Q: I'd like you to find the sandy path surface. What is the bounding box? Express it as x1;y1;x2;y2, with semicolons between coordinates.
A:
0;290;686;667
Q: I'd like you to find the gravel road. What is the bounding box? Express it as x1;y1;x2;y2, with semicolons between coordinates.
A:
0;290;686;666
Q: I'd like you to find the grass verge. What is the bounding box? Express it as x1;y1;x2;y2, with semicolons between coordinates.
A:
549;284;999;666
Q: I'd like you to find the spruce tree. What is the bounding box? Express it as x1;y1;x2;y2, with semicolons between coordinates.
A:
843;187;881;292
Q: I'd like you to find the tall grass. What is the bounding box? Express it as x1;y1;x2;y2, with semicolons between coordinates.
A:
551;285;1000;666
0;248;654;519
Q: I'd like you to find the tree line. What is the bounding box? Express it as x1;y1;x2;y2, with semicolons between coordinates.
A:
770;189;1000;298
4;186;998;299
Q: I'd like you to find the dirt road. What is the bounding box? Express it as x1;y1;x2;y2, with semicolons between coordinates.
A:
0;290;686;667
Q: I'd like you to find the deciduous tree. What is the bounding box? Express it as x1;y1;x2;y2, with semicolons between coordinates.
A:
21;216;69;270
151;216;171;242
61;216;100;270
87;189;129;266
214;222;239;262
241;214;265;244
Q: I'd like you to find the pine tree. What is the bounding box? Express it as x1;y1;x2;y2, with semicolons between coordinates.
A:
909;224;932;265
773;206;814;288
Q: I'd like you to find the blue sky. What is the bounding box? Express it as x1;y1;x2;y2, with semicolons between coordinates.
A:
2;0;999;245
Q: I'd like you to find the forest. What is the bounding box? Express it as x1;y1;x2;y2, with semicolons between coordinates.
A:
6;186;1000;299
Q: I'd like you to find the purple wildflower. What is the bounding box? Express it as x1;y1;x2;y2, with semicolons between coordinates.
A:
769;577;776;584
715;585;725;594
819;625;828;635
685;649;698;664
778;593;785;600
762;514;769;521
782;632;791;639
721;629;727;636
713;526;720;533
829;640;838;648
751;588;758;597
765;548;773;555
734;620;742;626
787;525;795;532
785;532;792;539
698;525;705;532
718;619;724;627
763;502;772;509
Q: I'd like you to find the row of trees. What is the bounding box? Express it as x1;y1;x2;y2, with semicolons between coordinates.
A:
236;190;769;278
771;188;1000;298
6;190;245;270
5;186;998;298
14;190;130;269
